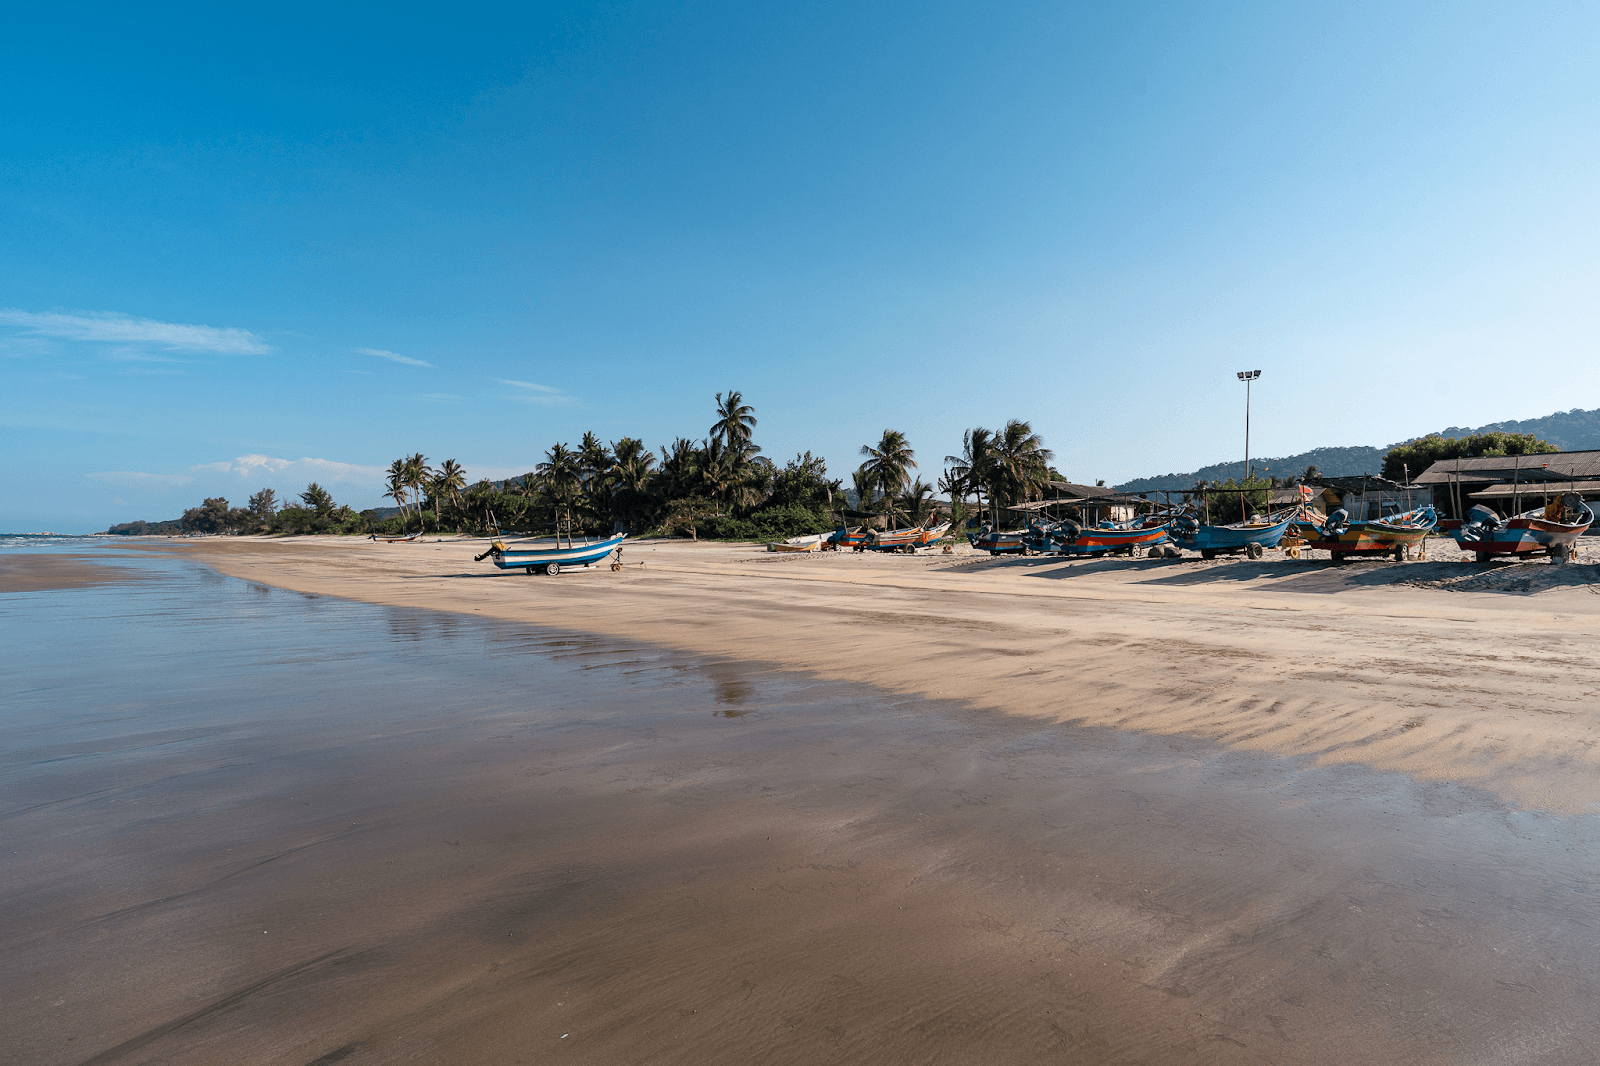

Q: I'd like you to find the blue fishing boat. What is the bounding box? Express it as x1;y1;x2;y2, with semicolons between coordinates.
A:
1169;509;1296;559
475;532;627;575
1026;518;1172;557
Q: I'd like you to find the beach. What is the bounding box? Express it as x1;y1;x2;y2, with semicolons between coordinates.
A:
6;539;1600;1064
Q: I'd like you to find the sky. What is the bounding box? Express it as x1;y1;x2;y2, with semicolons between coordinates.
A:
4;1;1600;531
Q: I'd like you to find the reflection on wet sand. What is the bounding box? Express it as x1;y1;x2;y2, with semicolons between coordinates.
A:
5;552;1600;1064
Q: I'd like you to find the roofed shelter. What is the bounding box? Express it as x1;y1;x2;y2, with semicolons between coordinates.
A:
1414;450;1600;520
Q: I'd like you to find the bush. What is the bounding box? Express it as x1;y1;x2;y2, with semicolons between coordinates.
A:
699;504;832;542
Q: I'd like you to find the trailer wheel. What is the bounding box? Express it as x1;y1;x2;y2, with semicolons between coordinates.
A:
1201;549;1217;560
525;566;535;574
1475;551;1490;564
1285;545;1300;559
546;562;562;576
1553;543;1571;564
610;561;622;571
1247;542;1264;559
1393;544;1407;562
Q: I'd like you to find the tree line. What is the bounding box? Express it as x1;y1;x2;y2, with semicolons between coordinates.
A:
105;392;1070;539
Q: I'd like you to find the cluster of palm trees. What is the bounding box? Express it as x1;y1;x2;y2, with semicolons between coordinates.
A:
940;419;1057;525
386;455;468;528
373;395;1062;539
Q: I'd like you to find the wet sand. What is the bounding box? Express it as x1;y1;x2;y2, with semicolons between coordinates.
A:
0;553;151;592
4;548;1600;1063
155;535;1600;813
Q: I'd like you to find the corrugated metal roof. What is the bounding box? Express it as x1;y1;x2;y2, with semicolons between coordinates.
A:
1469;480;1600;499
1413;450;1600;484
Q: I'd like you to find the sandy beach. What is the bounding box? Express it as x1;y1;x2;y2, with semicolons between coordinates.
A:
8;539;1600;1065
167;534;1600;813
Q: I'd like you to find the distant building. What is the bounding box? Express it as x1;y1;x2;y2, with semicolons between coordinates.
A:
1414;451;1600;520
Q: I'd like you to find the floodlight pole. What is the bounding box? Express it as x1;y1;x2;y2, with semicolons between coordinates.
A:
1236;370;1261;479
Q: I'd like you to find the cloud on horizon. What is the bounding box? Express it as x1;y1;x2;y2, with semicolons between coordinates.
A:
196;454;389;482
358;347;434;368
0;309;270;353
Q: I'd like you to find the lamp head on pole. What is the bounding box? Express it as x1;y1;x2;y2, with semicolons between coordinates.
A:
1236;369;1261;381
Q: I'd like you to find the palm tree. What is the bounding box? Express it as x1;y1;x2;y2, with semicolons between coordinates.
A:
611;437;657;491
710;390;759;457
538;443;583;538
900;478;937;527
851;466;877;515
945;427;994;516
387;459;411;522
436;459;467;510
860;430;916;502
988;420;1054;523
656;438;703;501
402;453;432;527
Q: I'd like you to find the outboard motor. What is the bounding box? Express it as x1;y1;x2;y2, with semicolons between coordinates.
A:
1321;508;1350;538
1057;518;1082;543
1462;505;1501;542
1172;511;1200;537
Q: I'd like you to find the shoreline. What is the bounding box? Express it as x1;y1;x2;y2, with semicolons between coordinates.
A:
124;534;1600;813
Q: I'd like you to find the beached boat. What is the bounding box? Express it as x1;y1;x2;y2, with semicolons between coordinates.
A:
1294;505;1435;562
475;532;627;575
824;525;869;551
1169;510;1296;560
370;532;422;543
1029;517;1172;557
968;526;1027;555
1451;497;1592;562
768;533;825;553
865;521;950;553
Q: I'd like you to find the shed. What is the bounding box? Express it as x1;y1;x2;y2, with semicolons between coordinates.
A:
1414;451;1600;519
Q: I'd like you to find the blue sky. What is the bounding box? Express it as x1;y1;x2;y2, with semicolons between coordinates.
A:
5;2;1600;531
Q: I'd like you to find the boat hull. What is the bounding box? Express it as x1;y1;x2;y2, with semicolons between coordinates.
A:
1172;515;1295;555
1032;522;1172;556
968;530;1026;554
486;533;626;571
1294;506;1436;557
866;523;950;552
1450;504;1592;557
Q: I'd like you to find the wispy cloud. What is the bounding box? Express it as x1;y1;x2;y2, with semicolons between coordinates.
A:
86;470;194;488
358;347;434;368
499;378;576;406
0;309;269;353
212;455;388;483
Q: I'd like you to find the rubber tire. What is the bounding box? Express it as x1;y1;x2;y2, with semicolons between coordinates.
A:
1201;549;1217;560
1393;544;1407;562
1475;551;1490;564
546;562;561;577
1331;553;1346;565
525;566;535;574
1247;542;1264;559
610;561;622;571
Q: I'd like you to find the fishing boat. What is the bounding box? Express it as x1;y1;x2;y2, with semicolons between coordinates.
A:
768;533;825;553
1451;496;1592;562
370;531;422;543
1029;517;1172;557
824;525;869;551
865;521;950;553
474;532;627;575
1294;505;1435;562
968;526;1027;555
1169;509;1296;560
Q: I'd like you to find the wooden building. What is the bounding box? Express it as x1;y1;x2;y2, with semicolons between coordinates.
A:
1413;451;1600;520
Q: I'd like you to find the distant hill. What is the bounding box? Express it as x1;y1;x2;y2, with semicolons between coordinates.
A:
1435;407;1600;451
1117;446;1385;494
1114;406;1600;493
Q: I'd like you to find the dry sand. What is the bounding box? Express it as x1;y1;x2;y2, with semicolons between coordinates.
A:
156;534;1600;813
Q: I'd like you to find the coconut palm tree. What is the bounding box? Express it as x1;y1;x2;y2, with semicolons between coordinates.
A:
988;420;1054;523
851;467;878;515
538;443;583;538
860;430;916;501
387;459;411;522
656;437;703;501
436;459;467;510
944;427;994;516
710;390;759;457
900;478;937;527
611;437;656;491
402;453;432;526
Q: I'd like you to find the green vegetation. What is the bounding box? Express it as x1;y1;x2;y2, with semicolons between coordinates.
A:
1195;476;1273;525
1381;432;1557;482
104;395;1066;540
